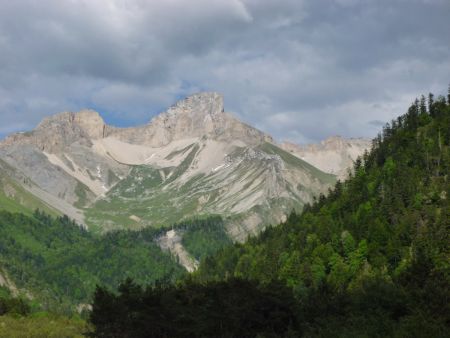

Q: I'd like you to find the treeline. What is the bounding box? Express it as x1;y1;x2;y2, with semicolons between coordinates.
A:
90;89;450;337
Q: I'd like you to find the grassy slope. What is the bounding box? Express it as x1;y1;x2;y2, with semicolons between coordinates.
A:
0;314;87;338
259;142;337;185
0;163;60;217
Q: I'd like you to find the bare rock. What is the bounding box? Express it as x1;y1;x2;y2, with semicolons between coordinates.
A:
280;136;371;179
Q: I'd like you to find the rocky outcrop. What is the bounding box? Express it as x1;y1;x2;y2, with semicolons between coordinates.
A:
0;110;107;153
111;92;273;147
157;230;199;272
280;136;371;179
73;110;107;140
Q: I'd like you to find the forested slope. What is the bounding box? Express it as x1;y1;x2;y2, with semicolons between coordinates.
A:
0;211;185;311
90;91;450;337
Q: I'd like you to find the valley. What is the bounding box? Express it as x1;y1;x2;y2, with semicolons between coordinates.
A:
0;89;448;337
1;0;448;335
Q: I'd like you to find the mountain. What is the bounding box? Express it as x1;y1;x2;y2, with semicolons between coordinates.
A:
0;92;339;240
0;92;371;312
280;136;371;179
0;158;61;217
89;92;450;336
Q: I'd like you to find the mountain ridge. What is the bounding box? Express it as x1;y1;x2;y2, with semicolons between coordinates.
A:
0;92;366;239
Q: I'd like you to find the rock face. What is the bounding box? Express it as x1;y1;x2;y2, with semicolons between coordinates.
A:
280;136;371;179
0;92;336;240
2;110;106;153
157;230;199;272
111;92;273;147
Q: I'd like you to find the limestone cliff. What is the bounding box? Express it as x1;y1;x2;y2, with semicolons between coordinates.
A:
280;136;371;179
0;92;335;239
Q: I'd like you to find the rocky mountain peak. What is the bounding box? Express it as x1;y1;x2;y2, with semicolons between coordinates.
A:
36;111;73;129
166;92;224;117
108;92;271;147
73;109;104;123
73;110;106;140
0;109;108;153
36;109;105;140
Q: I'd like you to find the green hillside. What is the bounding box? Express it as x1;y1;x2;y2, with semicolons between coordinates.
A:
0;210;232;313
0;210;185;312
90;91;450;337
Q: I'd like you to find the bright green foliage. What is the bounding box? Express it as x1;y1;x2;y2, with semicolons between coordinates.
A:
0;211;185;311
189;92;450;336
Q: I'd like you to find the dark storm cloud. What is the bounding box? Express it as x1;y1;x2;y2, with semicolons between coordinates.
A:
0;0;449;143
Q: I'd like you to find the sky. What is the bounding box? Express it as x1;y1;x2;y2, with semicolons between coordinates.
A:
0;0;449;144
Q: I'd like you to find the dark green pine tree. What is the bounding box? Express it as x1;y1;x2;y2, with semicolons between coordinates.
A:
447;84;450;105
419;94;427;115
428;93;434;116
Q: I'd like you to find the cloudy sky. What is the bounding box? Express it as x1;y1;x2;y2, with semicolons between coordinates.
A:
0;0;449;143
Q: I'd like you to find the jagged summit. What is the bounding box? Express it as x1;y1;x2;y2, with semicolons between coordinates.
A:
1;92;269;150
110;92;271;147
165;92;224;117
37;109;104;128
30;92;223;136
37;109;106;140
0;109;108;153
